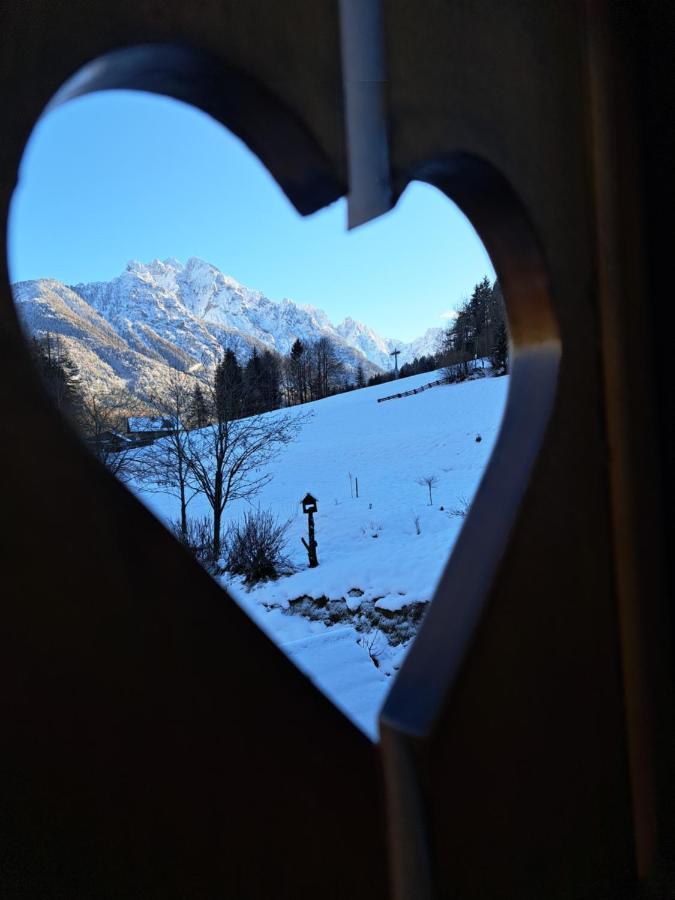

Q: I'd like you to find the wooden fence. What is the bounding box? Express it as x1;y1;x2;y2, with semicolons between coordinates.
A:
376;377;445;403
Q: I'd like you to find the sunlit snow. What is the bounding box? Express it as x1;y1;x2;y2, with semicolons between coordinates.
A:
133;369;508;739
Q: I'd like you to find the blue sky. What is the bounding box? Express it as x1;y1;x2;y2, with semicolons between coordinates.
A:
8;90;494;342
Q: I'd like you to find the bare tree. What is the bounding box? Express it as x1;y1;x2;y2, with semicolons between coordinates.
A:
184;383;309;560
135;373;197;537
416;474;439;506
77;388;142;483
308;337;344;400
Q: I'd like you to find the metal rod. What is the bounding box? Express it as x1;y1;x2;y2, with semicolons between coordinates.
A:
338;0;392;228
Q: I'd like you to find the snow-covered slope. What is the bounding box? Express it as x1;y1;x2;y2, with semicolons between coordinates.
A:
134;369;508;738
13;257;444;400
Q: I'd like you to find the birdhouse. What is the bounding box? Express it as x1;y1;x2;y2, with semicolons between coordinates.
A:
301;493;318;514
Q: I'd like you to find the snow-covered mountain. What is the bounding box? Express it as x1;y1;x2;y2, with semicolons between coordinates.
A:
335;316;442;371
12;257;442;400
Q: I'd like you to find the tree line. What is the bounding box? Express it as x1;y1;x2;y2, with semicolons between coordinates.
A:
29;330;353;439
439;276;508;379
365;276;508;389
210;335;354;421
30;272;508;444
29;334;140;478
28;333;306;562
28;275;508;554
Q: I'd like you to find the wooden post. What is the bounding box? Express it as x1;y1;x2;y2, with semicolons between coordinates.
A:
301;493;319;567
301;511;319;567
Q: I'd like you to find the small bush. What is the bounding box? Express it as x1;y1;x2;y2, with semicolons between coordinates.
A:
448;495;471;518
225;509;292;585
442;354;475;384
358;628;383;668
171;517;219;570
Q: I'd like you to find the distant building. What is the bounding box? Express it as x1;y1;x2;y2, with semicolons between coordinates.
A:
126;416;178;445
87;430;133;453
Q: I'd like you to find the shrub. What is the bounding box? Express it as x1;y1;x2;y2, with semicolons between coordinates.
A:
441;353;475;384
224;509;292;585
171;516;220;570
358;628;383;668
448;495;471;518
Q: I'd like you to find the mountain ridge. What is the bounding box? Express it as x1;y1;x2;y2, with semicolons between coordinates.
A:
13;257;443;400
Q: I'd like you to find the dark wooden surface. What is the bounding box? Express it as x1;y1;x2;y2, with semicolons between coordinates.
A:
0;1;672;898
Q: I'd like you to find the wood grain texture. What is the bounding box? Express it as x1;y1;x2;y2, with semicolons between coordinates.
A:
0;1;672;897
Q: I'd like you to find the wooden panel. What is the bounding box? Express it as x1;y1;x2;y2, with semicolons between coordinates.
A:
0;1;672;898
0;5;386;898
378;2;670;898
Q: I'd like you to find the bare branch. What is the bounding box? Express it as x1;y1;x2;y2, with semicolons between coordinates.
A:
182;376;311;558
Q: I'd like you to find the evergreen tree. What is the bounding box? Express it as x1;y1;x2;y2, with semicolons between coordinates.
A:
287;338;308;405
367;371;396;387
188;382;210;429
486;278;506;366
491;320;508;373
356;364;366;388
439;274;508;380
466;275;493;358
243;348;265;416
30;333;82;415
258;350;282;413
215;349;244;420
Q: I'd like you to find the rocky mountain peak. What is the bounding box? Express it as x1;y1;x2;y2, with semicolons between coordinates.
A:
13;257;443;401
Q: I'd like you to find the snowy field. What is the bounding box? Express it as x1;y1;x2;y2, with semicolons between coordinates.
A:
132;370;508;739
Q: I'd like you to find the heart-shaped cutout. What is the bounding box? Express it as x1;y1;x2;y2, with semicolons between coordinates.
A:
9;89;508;739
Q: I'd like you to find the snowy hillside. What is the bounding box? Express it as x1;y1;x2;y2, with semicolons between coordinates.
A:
133;369;509;738
12;257;442;401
